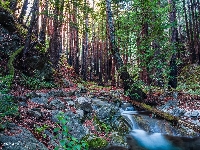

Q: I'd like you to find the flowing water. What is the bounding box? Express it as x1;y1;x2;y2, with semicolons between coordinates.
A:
120;104;200;150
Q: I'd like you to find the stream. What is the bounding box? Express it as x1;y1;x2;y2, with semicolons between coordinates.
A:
120;104;200;150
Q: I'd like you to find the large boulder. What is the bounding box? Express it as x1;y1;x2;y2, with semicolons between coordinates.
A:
0;123;48;150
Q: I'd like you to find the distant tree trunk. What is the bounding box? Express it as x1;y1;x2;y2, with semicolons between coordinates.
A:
18;0;29;23
81;0;89;80
39;0;48;44
49;0;61;68
23;0;39;56
168;0;178;89
187;0;196;63
105;0;146;101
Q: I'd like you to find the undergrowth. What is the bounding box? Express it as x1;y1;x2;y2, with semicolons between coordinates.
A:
20;74;57;90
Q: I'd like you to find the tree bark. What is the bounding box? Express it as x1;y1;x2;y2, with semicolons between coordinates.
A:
168;0;178;89
105;0;146;101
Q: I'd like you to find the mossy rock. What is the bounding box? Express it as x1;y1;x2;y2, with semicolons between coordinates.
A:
85;137;108;150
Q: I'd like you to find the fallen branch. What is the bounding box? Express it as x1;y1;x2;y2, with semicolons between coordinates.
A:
128;100;200;133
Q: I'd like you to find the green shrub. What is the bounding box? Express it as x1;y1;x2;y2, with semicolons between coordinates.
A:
20;74;57;90
53;112;89;150
0;94;18;129
0;75;13;94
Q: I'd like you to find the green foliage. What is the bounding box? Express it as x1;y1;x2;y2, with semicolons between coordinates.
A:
16;24;28;37
93;115;112;133
0;75;13;94
54;112;89;150
114;0;175;89
34;124;49;138
86;137;108;150
20;74;57;90
177;64;200;95
0;94;19;129
0;0;11;13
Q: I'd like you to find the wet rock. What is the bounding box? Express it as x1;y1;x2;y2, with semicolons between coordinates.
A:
0;123;47;150
121;103;134;111
30;97;48;105
108;132;128;148
49;99;65;110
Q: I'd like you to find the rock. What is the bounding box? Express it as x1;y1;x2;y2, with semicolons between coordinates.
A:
172;108;185;117
0;123;48;150
27;109;42;119
63;97;74;101
67;101;75;106
62;90;75;97
95;105;119;122
18;102;27;107
105;146;128;150
49;99;65;110
50;111;87;140
76;109;84;119
121;103;134;111
35;92;49;98
190;110;199;118
62;78;70;88
92;98;110;107
76;97;91;104
48;90;75;97
80;102;93;114
14;96;27;102
30;97;48;105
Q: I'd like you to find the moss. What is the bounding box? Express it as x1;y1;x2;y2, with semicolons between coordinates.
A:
8;46;24;76
87;137;108;149
16;24;28;37
130;100;178;123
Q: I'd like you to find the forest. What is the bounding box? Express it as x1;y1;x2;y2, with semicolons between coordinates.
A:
0;0;200;150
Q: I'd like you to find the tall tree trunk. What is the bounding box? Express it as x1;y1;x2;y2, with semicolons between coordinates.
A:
49;0;61;68
168;0;178;89
105;0;146;101
39;0;48;44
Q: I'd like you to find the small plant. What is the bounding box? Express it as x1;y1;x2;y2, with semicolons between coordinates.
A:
53;112;89;150
34;124;49;138
93;115;112;133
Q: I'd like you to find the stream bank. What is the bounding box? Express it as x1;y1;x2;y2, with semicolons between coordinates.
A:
1;85;200;150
